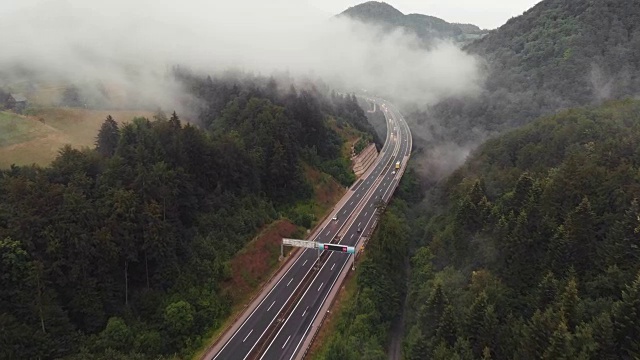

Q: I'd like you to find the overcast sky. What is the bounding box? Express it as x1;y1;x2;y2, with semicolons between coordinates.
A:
308;0;543;29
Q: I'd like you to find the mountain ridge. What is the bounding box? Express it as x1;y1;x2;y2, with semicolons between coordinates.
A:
409;0;640;182
337;1;488;45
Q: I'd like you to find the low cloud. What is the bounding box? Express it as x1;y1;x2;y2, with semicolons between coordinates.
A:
0;0;484;112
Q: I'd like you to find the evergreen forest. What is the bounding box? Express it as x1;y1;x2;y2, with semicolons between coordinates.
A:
317;99;640;360
402;99;640;359
0;73;377;359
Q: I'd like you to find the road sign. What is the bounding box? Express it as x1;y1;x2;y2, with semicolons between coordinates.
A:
282;238;317;249
317;242;355;254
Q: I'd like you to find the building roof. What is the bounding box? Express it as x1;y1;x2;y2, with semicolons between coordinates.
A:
10;93;27;102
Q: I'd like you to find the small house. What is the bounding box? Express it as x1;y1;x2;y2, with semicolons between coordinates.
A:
6;93;28;113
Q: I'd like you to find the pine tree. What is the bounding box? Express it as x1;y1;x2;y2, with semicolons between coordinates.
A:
591;312;617;360
603;199;640;271
572;322;598;359
421;283;449;338
467;291;489;356
436;305;458;347
482;346;493;360
403;325;429;360
95;115;120;157
612;271;640;358
511;173;534;210
542;321;574;359
562;197;598;275
525;308;558;358
558;277;580;330
453;337;475;360
169;111;181;129
537;271;559;310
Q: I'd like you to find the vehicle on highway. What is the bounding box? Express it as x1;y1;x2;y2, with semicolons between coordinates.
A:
206;98;411;360
395;161;400;170
392;170;396;175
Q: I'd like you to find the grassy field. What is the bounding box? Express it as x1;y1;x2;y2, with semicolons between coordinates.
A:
0;111;54;147
0;108;153;168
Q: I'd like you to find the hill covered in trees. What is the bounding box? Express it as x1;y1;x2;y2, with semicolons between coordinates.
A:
0;73;378;359
402;99;640;359
337;1;487;46
409;0;640;182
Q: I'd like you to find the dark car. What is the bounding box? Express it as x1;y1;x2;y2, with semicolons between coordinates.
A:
357;228;362;233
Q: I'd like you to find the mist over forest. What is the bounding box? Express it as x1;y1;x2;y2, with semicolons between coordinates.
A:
0;0;483;116
401;0;640;183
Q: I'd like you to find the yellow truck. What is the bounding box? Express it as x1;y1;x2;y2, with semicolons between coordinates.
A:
395;161;400;170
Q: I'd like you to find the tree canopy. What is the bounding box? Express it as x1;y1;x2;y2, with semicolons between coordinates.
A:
0;73;378;359
403;99;640;359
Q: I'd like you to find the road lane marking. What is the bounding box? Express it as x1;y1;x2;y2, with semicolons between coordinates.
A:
331;263;335;270
302;260;307;266
365;212;368;216
249;111;410;359
287;278;293;287
302;306;308;317
350;233;354;239
358;222;361;227
263;251;336;357
326;230;330;235
211;234;319;359
350;201;353;205
267;301;275;312
318;283;324;291
282;335;291;349
243;329;253;343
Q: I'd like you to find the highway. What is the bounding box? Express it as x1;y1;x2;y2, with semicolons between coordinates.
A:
207;98;411;360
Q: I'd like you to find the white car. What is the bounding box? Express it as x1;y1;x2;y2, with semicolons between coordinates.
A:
392;171;396;175
332;216;338;221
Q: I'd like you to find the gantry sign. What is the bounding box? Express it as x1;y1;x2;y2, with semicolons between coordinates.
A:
321;243;356;253
281;238;355;261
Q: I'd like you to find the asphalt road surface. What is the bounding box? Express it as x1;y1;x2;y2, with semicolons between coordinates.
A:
209;99;411;360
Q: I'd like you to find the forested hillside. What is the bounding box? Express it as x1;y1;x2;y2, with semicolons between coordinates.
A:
0;73;377;359
403;99;640;359
337;1;487;46
412;0;640;180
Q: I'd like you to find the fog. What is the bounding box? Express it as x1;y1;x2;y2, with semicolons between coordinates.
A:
0;0;483;111
0;0;487;182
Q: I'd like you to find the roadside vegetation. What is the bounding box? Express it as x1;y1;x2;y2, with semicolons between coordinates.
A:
353;135;373;155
